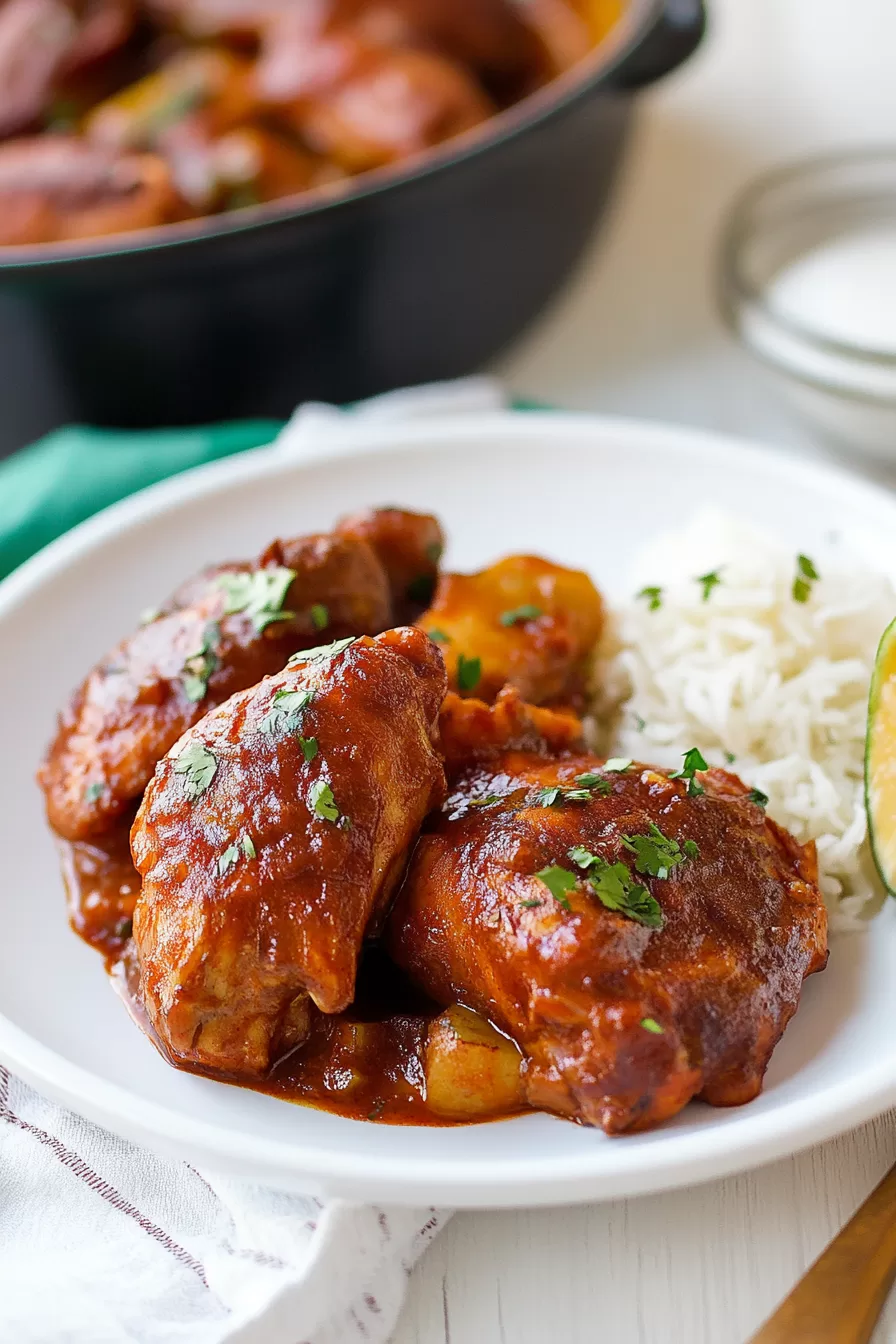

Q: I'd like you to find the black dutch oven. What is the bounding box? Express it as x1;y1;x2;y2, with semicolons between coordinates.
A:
0;0;705;453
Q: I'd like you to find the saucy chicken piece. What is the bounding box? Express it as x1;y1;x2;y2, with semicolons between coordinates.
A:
293;43;493;173
335;505;444;621
388;741;827;1134
131;626;446;1077
0;0;134;138
39;530;390;841
418;554;604;708
0;135;182;244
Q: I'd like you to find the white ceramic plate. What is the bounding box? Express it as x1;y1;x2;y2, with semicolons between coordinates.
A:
2;412;896;1209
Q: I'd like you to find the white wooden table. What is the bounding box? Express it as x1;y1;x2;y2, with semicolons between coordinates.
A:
393;0;896;1339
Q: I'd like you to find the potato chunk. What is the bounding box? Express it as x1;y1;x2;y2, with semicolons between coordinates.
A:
424;1005;525;1120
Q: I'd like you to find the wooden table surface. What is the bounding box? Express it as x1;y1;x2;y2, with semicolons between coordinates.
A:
393;0;896;1339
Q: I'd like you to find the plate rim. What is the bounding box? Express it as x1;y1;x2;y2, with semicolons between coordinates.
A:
3;409;896;1208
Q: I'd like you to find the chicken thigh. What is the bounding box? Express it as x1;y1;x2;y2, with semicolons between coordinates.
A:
388;724;828;1133
39;529;391;841
132;627;446;1078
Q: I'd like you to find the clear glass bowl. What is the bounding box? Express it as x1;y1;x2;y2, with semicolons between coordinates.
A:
719;149;896;460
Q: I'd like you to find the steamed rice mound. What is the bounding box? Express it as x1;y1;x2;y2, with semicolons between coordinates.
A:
590;511;896;930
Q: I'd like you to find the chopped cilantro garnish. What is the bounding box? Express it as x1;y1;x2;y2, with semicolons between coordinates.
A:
288;636;356;667
181;620;220;703
309;779;340;822
218;567;296;633
724;750;736;764
84;781;104;804
633;714;647;732
604;758;632;774
568;844;601;870
520;899;544;909
747;787;769;807
469;793;502;808
669;747;708;796
641;1018;664;1034
309;603;329;631
533;785;595;807
427;629;451;644
241;834;256;859
696;569;723;602
499;604;543;627
575;772;612;794
536;865;577;909
567;845;664;928
457;654;482;693
298;736;318;763
621;823;700;879
173;741;217;800
261;688;313;736
217;843;240;876
793;554;820;603
588;861;664;928
637;586;663;612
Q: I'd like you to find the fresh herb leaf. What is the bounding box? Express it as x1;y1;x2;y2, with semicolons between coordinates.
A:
641;1017;664;1034
309;603;329;631
173;742;217;800
520;898;544;909
568;844;601;870
604;758;632;773
724;750;736;764
696;568;723;602
217;843;240;876
457;654;482;693
621;823;700;880
181;620;220;703
261;688;313;736
535;865;578;910
428;628;451;644
633;714;647;732
309;779;340;822
637;585;663;612
499;604;543;627
288;636;356;667
298;736;318;763
241;834;256;859
747;787;769;807
407;573;436;604
218;567;296;633
84;781;104;804
793;554;820;603
587;860;664;928
533;785;594;807
469;793;503;808
575;772;612;795
669;747;708;796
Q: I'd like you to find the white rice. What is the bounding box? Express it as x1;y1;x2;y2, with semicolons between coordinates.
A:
589;510;896;930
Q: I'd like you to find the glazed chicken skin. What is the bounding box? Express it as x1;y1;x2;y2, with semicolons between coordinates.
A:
39;527;392;842
335;504;444;621
418;554;604;708
131;626;447;1078
388;718;828;1134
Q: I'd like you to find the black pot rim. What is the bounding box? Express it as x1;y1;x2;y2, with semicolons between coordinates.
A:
0;0;664;274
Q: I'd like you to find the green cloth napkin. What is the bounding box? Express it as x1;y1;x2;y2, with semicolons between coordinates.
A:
0;420;284;582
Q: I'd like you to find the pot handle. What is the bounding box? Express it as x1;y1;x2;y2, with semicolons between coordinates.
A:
609;0;707;89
